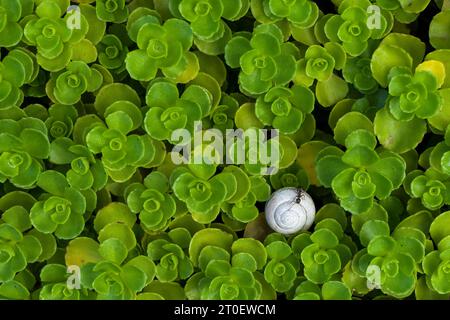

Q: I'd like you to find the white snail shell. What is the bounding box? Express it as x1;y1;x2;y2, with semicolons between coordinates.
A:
265;187;316;235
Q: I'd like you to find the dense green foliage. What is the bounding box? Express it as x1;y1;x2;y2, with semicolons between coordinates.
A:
0;0;449;301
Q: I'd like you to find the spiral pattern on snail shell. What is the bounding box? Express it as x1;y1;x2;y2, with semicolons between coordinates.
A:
265;187;316;235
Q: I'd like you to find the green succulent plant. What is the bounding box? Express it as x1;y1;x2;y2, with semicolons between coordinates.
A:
64;237;155;300
92;204;137;253
255;85;314;134
172;0;249;41
316;129;406;214
144;81;211;142
49;137;108;191
97;34;129;74
404;169;450;211
30;170;86;239
44;104;78;140
251;0;319;28
24;0;89;71
387;66;442;121
126;171;177;232
263;241;300;292
126;18;195;82
323;0;393;56
0;223;42;283
48;61;103;105
0;191;56;290
207;93;239;132
0;191;57;264
0;0;26;48
343;56;379;94
430;125;450;176
0;0;447;302
39;264;91;300
172;165;237;223
293;280;352;300
80;257;155;300
0;48;39;109
147;228;193;282
269;162;309;190
295;218;352;284
225;24;298;95
293;43;348;106
196;259;262;299
86;103;157;182
423;245;450;294
0;118;50;189
222;175;271;224
352;223;426;298
297;44;346;84
375;0;430;23
96;0;129;23
225;130;283;176
186;236;267;300
423;211;450;294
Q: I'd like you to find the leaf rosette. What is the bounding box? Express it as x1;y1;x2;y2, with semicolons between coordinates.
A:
296;219;352;284
0;49;39;108
49;61;103;105
173;0;250;41
144;81;211;142
45;104;78;139
186;236;267;300
316;129;406;214
404;169;450;211
0;0;25;48
49;137;108;191
126;18;195;82
423;212;450;294
375;0;430;23
147;229;194;283
0;224;42;283
222;175;270;224
30;170;86;240
81;257;155;300
251;0;319;28
343;56;378;94
39;264;91;300
264;241;300;292
255;85;314;134
0;118;50;189
225;24;298;95
86;102;157;182
293;280;352;300
172;166;235;223
97;34;129;74
126;172;177;232
323;0;393;56
387;66;442;121
352;225;426;298
96;0;129;23
207;93;239;132
24;0;89;71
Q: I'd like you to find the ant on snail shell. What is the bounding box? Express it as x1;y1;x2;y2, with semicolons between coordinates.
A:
294;189;305;204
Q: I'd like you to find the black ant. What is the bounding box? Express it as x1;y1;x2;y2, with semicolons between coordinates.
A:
285;188;306;212
294;189;305;204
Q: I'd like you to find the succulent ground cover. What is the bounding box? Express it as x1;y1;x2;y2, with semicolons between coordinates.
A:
0;0;449;300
